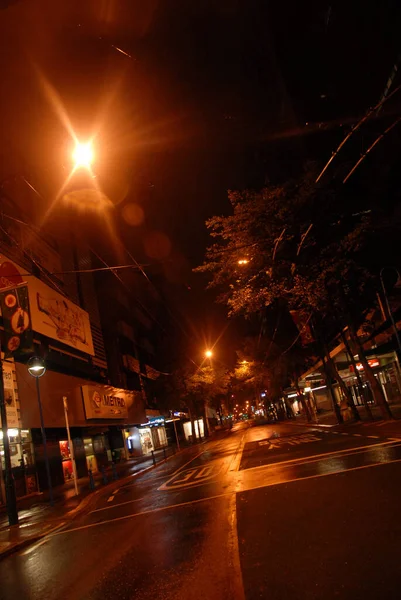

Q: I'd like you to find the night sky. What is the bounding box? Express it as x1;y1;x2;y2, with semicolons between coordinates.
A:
0;1;400;358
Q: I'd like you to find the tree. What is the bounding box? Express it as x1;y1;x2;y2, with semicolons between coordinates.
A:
196;166;398;420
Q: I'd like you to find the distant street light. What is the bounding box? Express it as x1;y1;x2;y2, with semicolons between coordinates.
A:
205;350;213;358
72;141;94;169
27;357;53;505
238;259;249;265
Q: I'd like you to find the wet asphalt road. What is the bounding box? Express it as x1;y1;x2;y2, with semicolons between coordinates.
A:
1;421;401;599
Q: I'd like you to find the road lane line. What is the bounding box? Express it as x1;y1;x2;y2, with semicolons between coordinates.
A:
240;439;401;472
50;494;232;537
21;522;67;555
367;435;380;439
229;429;249;472
227;493;245;600
89;496;151;514
107;495;114;503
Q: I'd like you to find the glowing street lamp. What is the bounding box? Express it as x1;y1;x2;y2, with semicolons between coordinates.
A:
205;349;213;359
238;259;249;265
27;357;53;505
72;141;94;169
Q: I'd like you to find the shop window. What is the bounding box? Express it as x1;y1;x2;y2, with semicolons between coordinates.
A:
93;436;105;454
84;438;98;473
157;427;167;447
139;428;153;454
59;440;74;482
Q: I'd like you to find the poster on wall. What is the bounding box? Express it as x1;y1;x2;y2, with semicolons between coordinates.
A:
1;361;20;429
0;256;94;356
28;277;94;356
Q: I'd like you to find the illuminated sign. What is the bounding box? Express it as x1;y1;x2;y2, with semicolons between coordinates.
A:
353;359;380;371
82;385;131;420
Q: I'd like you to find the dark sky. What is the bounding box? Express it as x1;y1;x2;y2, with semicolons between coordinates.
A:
0;0;400;358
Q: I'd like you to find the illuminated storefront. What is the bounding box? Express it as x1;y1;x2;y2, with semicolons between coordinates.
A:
15;365;145;492
125;412;168;458
183;418;204;441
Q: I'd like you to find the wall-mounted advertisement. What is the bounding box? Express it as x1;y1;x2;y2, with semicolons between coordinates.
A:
0;255;94;356
82;385;131;420
2;361;20;429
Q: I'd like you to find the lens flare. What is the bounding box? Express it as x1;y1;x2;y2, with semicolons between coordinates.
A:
73;142;94;169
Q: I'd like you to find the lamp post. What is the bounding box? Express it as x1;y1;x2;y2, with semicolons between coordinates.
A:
63;396;78;496
27;356;53;506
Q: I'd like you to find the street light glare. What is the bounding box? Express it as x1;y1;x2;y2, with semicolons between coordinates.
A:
73;142;94;168
205;349;213;358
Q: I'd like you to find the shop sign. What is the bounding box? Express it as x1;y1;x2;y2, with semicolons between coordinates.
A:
147;416;165;426
82;385;130;420
0;255;94;356
350;358;380;372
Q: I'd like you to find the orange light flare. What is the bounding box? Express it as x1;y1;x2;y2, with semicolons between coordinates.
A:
238;259;249;265
72;141;94;171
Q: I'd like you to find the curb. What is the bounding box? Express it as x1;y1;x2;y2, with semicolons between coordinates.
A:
0;520;67;560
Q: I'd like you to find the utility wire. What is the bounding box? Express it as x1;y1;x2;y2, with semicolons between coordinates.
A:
343;115;401;183
316;83;401;182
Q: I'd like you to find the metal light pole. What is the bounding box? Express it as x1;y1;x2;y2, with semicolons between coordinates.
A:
172;417;180;452
27;357;53;506
0;361;18;525
62;396;78;496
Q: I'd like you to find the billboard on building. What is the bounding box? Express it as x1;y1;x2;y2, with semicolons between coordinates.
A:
0;255;94;356
82;385;131;420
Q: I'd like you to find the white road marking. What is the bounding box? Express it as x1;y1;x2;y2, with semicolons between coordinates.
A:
367;435;380;439
264;434;321;449
89;496;149;515
21;522;67;555
45;455;401;539
353;434;363;437
229;430;248;472
166;449;206;478
158;464;222;491
241;439;401;472
107;495;114;503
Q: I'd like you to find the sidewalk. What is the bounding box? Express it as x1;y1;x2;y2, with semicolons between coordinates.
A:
0;445;180;559
288;402;401;436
